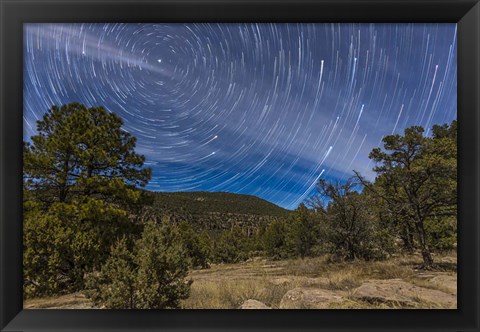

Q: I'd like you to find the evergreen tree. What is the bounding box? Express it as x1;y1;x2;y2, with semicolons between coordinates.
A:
312;178;393;261
177;221;212;269
213;227;249;263
23;102;151;206
135;222;191;309
23;198;136;297
85;237;136;308
290;204;320;258
356;121;457;268
424;216;457;251
263;219;294;259
23;103;151;296
86;222;192;309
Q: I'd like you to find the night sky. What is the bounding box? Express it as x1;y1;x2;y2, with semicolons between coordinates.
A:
24;23;457;210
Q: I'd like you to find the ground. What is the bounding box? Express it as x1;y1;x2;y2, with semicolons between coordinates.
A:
24;251;456;309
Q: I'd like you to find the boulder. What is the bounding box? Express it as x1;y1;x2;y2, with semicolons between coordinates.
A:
279;288;343;309
239;299;271;309
428;274;457;294
352;279;456;308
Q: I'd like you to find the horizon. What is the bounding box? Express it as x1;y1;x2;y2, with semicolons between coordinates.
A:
147;188;293;210
23;23;457;210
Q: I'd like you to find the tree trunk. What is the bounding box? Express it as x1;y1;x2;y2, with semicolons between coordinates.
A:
421;247;434;269
401;221;415;254
59;154;71;202
413;219;434;268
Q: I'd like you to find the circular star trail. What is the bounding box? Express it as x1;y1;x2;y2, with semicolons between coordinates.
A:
24;23;457;209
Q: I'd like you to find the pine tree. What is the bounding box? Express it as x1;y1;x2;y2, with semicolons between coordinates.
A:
85;237;137;308
356;121;457;268
86;222;192;309
290;204;320;258
135;222;192;309
177;221;212;269
23;103;151;296
23;102;151;206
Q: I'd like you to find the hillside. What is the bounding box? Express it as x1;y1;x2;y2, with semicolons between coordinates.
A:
143;191;290;233
151;191;288;216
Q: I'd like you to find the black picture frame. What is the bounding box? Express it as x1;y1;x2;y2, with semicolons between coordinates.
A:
1;0;479;331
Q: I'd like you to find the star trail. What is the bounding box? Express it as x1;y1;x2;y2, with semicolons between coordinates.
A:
23;23;457;210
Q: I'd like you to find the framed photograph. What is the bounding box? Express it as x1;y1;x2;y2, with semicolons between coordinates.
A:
1;0;479;331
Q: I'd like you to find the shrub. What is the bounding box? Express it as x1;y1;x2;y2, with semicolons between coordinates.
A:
86;221;192;309
85;237;136;308
177;221;212;269
263;219;295;259
213;227;249;263
323;192;394;261
23;200;133;298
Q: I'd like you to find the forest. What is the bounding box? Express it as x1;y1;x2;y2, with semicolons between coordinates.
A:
23;103;457;309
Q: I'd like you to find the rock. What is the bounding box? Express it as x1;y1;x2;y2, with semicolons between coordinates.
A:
429;274;457;294
352;279;456;308
279;288;343;309
239;299;271;309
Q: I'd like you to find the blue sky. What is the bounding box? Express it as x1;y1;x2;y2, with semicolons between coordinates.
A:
24;23;457;209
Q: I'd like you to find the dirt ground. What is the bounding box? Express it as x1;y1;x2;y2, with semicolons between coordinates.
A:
24;251;457;309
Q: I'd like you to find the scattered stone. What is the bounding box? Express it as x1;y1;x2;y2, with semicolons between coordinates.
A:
279;288;343;309
352;279;456;308
239;299;271;309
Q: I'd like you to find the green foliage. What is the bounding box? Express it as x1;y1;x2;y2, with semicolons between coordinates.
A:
177;221;213;269
424;216;457;251
23;200;135;298
289;204;322;258
85;237;136;308
263;205;325;260
263;219;295;259
24;102;151;206
23;103;151;297
357;120;457;267
213;227;251;263
134;222;192;309
152;191;288;217
143;191;288;236
86;222;192;309
23;103;457;301
313;178;395;261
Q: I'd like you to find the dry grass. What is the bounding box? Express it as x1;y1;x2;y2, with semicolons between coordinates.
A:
24;292;92;309
183;251;457;309
24;252;456;309
281;255;416;291
182;278;293;309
